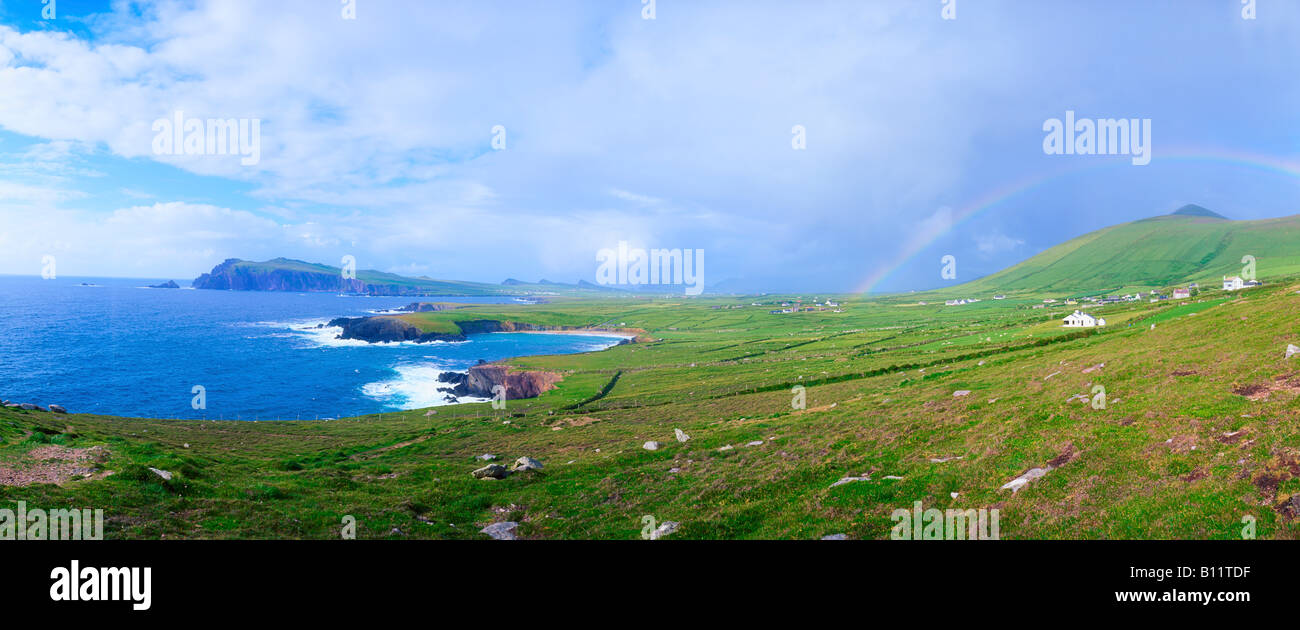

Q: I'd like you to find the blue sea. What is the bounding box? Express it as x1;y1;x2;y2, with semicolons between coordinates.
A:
0;276;626;420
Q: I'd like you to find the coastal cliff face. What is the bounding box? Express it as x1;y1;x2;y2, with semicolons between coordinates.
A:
326;316;433;342
326;316;638;344
194;259;369;293
462;364;562;400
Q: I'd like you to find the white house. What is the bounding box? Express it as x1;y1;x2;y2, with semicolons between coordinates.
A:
1223;276;1245;291
1173;288;1190;299
1063;310;1105;328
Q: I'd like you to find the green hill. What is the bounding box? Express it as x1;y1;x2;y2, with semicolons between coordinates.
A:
954;208;1300;295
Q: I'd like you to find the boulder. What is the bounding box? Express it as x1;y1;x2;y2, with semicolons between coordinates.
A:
471;464;509;480
19;403;39;411
953;390;971;397
480;521;519;540
999;467;1049;493
1287;344;1300;359
511;456;544;472
820;533;849;540
49;404;67;414
674;428;690;442
148;467;173;481
643;441;661;451
475;454;497;461
648;521;679;540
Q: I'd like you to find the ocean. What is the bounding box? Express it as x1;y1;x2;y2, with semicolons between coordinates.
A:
0;275;626;420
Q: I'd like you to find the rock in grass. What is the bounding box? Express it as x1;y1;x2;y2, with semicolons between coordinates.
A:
48;404;67;414
148;467;173;481
475;453;496;461
480;521;519;540
648;521;679;540
717;444;733;451
643;441;662;451
1287;344;1300;359
821;533;848;540
999;467;1050;493
472;464;509;480
830;476;870;488
511;456;543;472
953;390;971;397
674;428;691;442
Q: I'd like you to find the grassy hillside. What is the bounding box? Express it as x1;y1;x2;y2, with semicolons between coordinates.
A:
4;280;1299;539
950;212;1300;296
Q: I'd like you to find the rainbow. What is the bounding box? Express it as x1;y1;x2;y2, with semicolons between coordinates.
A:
853;148;1300;294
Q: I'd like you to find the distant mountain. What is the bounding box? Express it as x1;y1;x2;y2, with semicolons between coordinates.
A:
951;208;1300;295
1170;204;1228;219
192;258;512;296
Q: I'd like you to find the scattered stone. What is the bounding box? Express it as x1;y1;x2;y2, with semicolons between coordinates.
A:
821;533;848;540
48;404;67;414
746;440;764;447
977;360;986;366
1043;371;1061;381
882;475;903;480
476;453;497;461
1081;363;1105;374
987;398;998;404
148;467;173;481
717;444;733;451
953;390;971;397
480;521;519;540
643;441;661;451
511;456;543;472
674;428;691;442
668;467;681;474
19;403;40;411
472;464;509;480
1287;344;1300;359
648;521;679;540
950;492;959;499
830;475;870;488
182;443;190;449
999;467;1050;493
929;456;963;463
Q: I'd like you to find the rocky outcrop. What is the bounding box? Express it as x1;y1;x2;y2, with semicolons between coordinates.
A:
396;302;457;312
149;280;180;289
459;364;561;400
327;316;433;343
328;315;639;345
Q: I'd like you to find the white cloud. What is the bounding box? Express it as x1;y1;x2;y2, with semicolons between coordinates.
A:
975;232;1026;256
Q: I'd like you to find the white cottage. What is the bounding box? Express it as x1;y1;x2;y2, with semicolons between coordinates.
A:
1062;310;1105;328
1223;276;1245;291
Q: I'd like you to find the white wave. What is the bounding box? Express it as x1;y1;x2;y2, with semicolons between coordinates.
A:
361;364;489;409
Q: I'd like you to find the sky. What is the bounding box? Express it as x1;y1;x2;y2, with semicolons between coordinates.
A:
0;0;1297;293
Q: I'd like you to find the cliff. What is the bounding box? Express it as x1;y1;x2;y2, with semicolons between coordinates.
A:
462;364;562;400
191;258;510;296
326;316;638;344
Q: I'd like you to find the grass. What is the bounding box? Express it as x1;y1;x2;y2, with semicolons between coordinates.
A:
2;278;1299;540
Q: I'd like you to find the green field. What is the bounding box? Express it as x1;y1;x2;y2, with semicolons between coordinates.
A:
944;213;1300;297
4;272;1299;540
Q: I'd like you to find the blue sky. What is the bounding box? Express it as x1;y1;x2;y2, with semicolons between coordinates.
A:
0;0;1297;292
